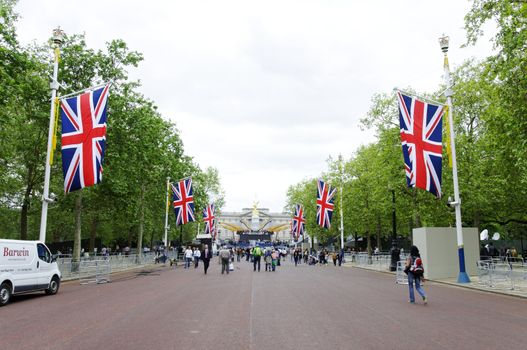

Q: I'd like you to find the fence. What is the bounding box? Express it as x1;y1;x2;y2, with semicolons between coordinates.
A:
57;252;163;283
476;259;527;291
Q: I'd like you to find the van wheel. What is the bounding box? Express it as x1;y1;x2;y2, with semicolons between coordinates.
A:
45;276;60;295
0;282;11;306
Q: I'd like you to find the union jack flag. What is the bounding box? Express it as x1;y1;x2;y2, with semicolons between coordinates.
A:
172;178;195;225
203;203;216;239
396;91;444;198
316;179;336;229
60;85;110;193
291;204;305;241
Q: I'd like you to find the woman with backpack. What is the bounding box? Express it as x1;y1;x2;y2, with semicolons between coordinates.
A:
405;245;427;304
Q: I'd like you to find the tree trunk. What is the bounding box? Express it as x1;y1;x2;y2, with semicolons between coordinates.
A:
73;192;82;263
20;168;34;240
366;231;372;255
89;215;98;254
376;214;382;251
137;184;145;257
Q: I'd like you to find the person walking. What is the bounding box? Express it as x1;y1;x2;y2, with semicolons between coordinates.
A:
293;249;300;266
405;245;427;304
184;246;193;269
219;246;231;275
252;245;263;272
264;248;272;271
271;249;278;271
193;247;201;268
201;244;213;274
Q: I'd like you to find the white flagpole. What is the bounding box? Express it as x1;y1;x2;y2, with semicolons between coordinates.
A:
164;177;170;247
39;27;65;243
439;35;470;283
338;154;345;250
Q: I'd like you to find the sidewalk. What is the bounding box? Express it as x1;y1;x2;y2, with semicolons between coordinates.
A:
346;262;527;299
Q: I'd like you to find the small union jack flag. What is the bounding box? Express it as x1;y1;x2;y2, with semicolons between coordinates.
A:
291;204;305;241
316;179;336;229
60;85;110;193
203;203;216;239
396;91;444;198
172;178;195;225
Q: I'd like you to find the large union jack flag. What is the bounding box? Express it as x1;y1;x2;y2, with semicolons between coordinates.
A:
203;203;216;239
172;178;195;225
316;179;336;229
291;204;305;241
60;84;110;193
396;91;444;198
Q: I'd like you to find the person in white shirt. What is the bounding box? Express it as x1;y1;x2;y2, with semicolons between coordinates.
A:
193;247;201;268
184;246;193;269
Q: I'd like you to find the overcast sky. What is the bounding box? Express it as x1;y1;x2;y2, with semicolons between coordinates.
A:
14;0;494;213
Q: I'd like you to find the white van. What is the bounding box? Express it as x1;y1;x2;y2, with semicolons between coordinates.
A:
0;239;61;306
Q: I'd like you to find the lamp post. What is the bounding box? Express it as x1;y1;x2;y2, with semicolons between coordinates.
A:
39;27;65;243
338;154;345;251
164;177;170;247
389;188;399;271
439;35;470;283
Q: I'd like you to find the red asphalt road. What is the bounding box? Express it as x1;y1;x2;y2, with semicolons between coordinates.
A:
1;259;526;350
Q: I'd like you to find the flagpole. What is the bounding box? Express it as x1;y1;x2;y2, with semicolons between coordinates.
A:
439;35;470;283
338;154;345;250
39;27;65;243
164;177;170;247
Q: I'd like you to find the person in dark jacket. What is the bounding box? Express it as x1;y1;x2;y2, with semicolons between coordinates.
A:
201;244;213;274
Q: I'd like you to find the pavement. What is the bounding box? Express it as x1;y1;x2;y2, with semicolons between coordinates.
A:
348;262;527;299
1;259;526;350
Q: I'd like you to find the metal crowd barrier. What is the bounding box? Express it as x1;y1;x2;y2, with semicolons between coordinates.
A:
79;260;111;285
477;260;527;291
396;260;408;285
57;252;159;283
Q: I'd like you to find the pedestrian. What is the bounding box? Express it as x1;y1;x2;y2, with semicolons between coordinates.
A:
237;248;241;262
193;247;201;268
219;245;231;275
264;249;272;271
293;249;300;266
184;246;193;269
332;251;338;266
338;249;343;266
252;245;263;272
405;245;427;304
271;249;278;271
201;244;213;274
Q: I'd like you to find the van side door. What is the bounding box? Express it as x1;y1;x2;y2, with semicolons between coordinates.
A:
36;244;53;289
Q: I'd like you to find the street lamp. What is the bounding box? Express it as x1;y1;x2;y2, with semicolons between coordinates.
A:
39;26;65;243
389;187;399;271
439;34;449;53
439;34;470;283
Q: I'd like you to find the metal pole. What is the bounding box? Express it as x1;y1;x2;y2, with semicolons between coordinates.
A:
339;154;344;250
391;189;396;241
39;27;64;243
440;35;470;283
164;177;170;247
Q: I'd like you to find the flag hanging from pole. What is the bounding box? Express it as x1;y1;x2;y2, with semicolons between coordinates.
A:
396;90;444;198
291;204;305;241
316;179;336;229
60;84;110;193
203;203;216;239
172;177;195;225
